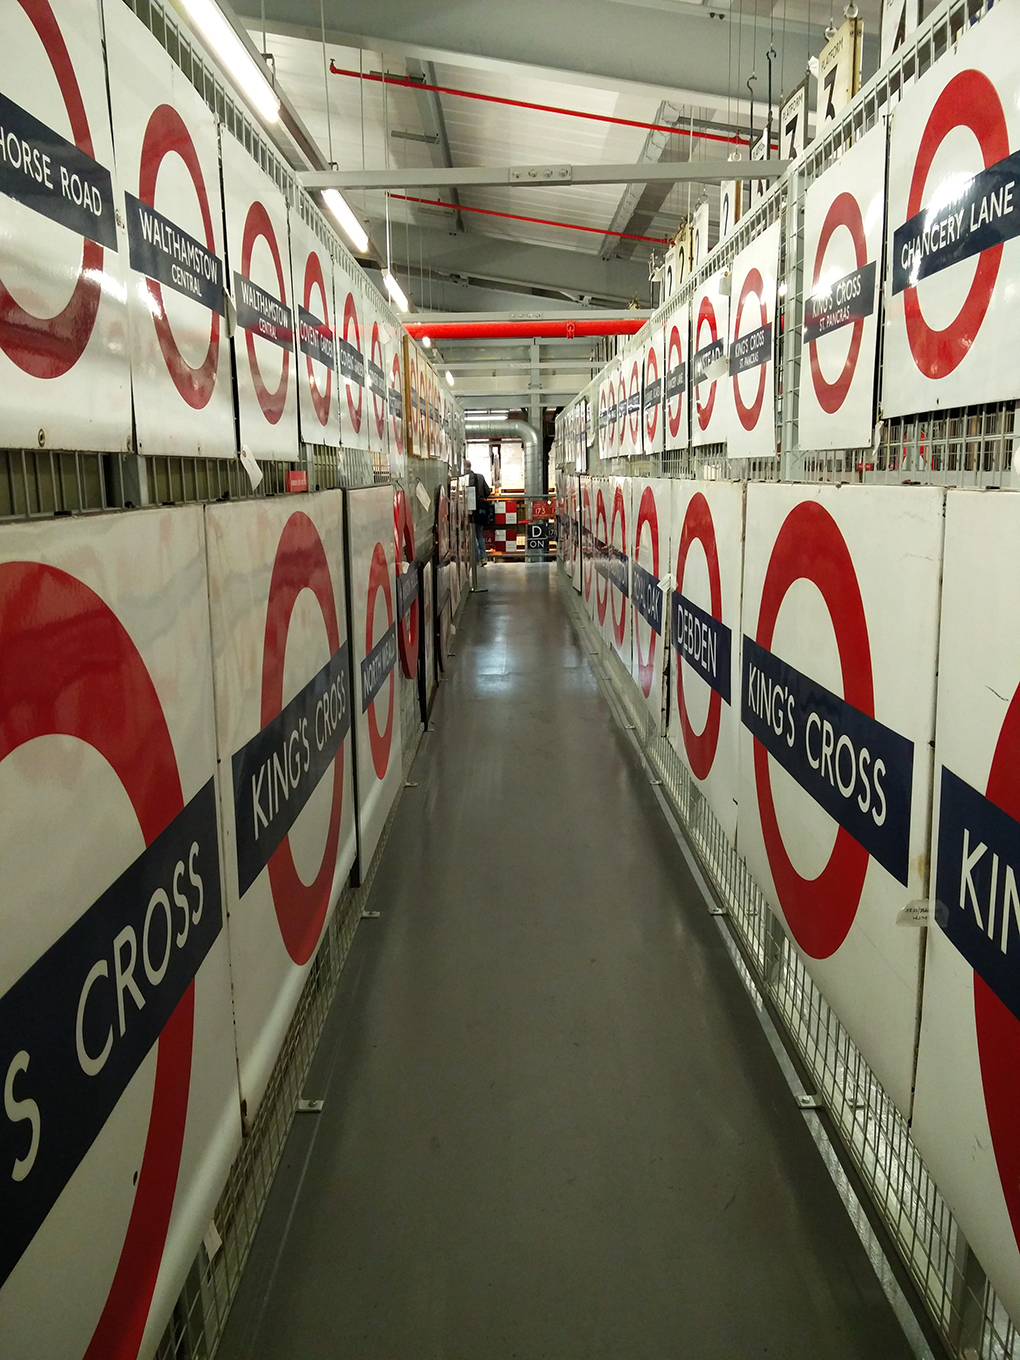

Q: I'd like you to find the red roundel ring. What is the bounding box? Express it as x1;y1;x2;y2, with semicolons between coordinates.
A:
634;486;660;697
695;297;719;432
0;0;102;379
675;493;724;780
644;347;660;445
138;105;219;410
753;500;874;958
582;485;594;601
610;486;627;647
389;353;404;454
0;561;192;1360
599;386;608;444
629;360;641;443
242;202;289;424
260;512;344;965
595;488;609;626
344;294;364;434
366;543;395;778
809;192;868;414
667;322;685;441
904;70;1009;380
607;378;617;453
732;268;769;431
302;252;332;426
371;323;386;436
394;490;419;678
975;683;1020;1260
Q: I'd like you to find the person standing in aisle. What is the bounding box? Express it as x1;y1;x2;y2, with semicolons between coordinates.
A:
469;467;492;564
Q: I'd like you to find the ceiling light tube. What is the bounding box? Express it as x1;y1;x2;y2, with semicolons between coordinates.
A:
322;189;370;254
445;370;455;387
177;0;280;123
383;270;410;313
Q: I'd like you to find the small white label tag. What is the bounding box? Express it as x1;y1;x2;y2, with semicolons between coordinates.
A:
415;480;431;511
239;445;263;490
896;898;929;927
203;1219;223;1260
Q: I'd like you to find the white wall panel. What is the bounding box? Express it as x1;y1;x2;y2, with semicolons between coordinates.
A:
0;508;239;1360
884;4;1020;416
913;490;1020;1327
347;485;402;871
642;325;665;457
221;130;297;460
1;0;130;452
605;478;631;667
800;123;885;452
737;483;942;1114
727;222;780;460
364;296;389;458
668;480;743;840
205;494;356;1116
619;344;643;459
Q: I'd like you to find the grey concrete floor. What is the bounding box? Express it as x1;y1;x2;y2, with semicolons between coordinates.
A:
218;562;915;1360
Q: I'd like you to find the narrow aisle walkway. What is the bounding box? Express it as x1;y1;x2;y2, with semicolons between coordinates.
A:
220;564;913;1360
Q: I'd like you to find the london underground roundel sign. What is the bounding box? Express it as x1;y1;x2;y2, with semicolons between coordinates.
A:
0;561;219;1359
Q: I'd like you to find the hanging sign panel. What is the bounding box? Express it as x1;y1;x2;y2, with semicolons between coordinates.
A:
727;221;780;459
620;346;642;458
737;483;943;1115
289;211;339;448
0;508;240;1360
668;479;743;840
780;80;810;161
1;0;130;452
719;180;742;243
664;308;689;451
580;477;595;609
347;485;403;873
631;479;672;729
387;324;405;467
881;0;919;66
816;16;863;136
205;495;356;1116
692;269;729;448
642;323;665;456
800;124;885;451
221;130;297;460
105;0;234;459
749;132;769;212
884;5;1020;416
691;200;711;272
911;491;1020;1327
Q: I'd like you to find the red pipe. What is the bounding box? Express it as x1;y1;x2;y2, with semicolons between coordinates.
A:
405;319;646;340
391;193;671;244
329;62;746;147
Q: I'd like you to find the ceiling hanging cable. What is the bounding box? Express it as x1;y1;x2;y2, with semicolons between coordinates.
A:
329;63;747;146
390;195;671;244
319;0;333;168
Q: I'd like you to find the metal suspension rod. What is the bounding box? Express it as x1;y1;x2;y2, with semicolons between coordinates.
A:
389;194;673;244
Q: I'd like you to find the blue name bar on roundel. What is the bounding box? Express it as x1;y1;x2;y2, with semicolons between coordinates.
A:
231;642;351;897
936;766;1020;1023
672;592;731;703
361;624;397;712
0;780;221;1290
741;636;913;884
631;560;663;634
126;193;224;313
234;272;293;348
892;150;1020;295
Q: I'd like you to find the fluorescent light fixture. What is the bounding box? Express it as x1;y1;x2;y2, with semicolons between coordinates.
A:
178;0;280;123
322;190;369;254
383;270;409;313
421;335;432;348
445;370;455;387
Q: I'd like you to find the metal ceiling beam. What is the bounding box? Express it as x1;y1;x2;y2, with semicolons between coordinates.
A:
240;0;877;111
404;58;464;231
599;100;682;260
301;160;789;189
366;223;649;306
